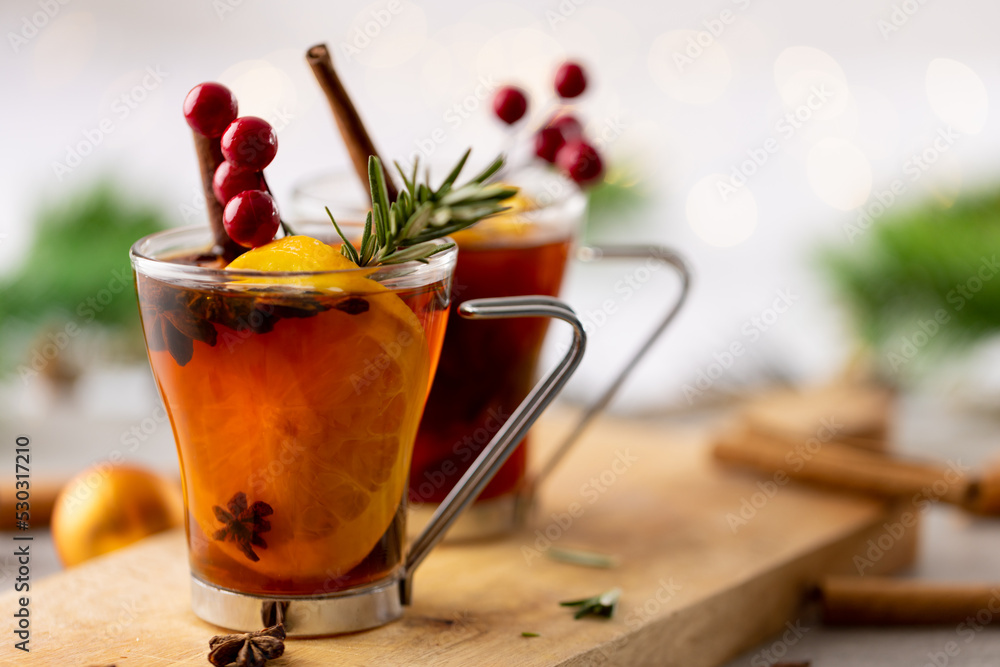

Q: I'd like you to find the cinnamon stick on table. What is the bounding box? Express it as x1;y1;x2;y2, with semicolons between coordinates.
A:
305;43;398;202
821;576;1000;625
711;427;975;508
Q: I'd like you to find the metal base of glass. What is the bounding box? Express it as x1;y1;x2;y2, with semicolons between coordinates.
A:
190;575;403;636
408;494;522;542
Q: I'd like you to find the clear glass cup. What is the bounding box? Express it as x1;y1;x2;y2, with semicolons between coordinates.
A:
293;166;690;540
130;222;586;634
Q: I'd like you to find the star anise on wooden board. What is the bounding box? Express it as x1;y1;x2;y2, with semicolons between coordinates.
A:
208;624;286;667
212;492;273;562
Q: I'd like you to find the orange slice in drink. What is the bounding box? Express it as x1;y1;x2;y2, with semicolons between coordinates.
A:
450;188;535;246
183;236;430;580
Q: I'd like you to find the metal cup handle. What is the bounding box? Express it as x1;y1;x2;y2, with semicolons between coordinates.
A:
401;295;586;604
522;245;691;502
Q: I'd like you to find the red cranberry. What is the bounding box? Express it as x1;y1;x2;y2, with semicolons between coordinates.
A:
556;140;603;185
183;83;238;138
221;117;278;170
213;161;264;205
492;86;528;124
222;190;281;248
554;62;587;98
534;127;565;163
549;114;583;141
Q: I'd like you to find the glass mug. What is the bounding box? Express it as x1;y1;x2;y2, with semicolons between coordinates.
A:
293;166;691;540
130;222;585;634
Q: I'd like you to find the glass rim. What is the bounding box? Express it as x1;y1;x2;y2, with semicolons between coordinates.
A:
129;222;458;280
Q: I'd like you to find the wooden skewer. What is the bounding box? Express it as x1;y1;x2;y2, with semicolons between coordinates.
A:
305;43;398;203
820;576;1000;625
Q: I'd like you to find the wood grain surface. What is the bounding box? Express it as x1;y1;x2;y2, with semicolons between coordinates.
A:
0;414;917;666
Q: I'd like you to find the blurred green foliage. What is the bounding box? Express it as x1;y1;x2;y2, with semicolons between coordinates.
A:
821;188;1000;374
0;183;168;367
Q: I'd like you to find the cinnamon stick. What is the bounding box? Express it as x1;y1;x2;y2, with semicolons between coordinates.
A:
963;466;1000;515
305;43;397;203
192;133;242;260
820;576;1000;625
711;427;973;507
0;477;61;529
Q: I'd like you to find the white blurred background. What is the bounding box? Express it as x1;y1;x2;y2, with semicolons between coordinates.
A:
1;0;999;476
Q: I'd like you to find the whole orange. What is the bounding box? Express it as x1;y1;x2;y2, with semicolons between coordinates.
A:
51;464;184;566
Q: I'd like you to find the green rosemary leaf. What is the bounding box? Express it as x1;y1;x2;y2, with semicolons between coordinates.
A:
471;154;505;183
358;212;374;265
394;160;416;197
404;220;485;245
381;241;455;265
438;148;471;195
369;157;390;224
521;632;540;638
546;547;619;569
441;183;518;206
398;202;432;241
326;151;515;267
326;206;360;265
559;588;621;620
372;203;387;247
389;201;401;238
448;203;509;223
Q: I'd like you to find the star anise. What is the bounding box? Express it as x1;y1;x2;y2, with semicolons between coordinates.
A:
137;279;332;367
208;624;285;667
212;492;273;562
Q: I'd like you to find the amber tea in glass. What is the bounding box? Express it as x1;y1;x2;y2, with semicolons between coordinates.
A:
132;224;452;597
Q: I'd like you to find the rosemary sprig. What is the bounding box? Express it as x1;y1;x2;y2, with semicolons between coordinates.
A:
546;546;620;569
559;588;622;620
325;150;517;267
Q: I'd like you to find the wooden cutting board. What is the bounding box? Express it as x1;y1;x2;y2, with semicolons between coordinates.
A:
0;414;917;666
